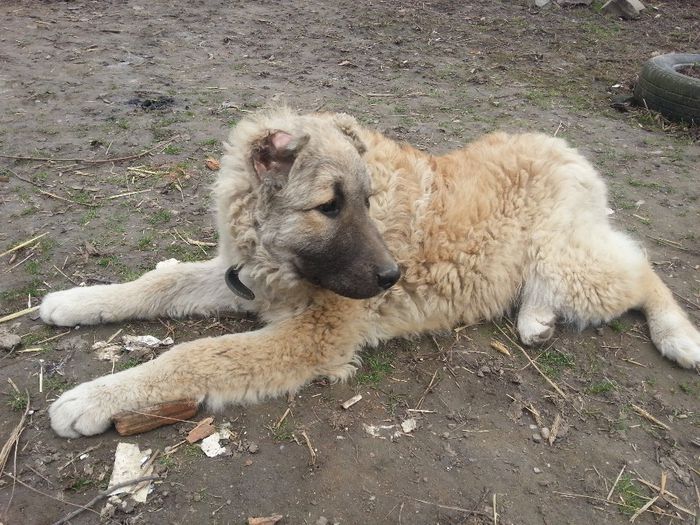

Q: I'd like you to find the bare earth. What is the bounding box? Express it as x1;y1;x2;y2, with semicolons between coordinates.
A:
1;1;699;524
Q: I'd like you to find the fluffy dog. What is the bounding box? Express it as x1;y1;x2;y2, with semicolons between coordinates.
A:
40;107;700;438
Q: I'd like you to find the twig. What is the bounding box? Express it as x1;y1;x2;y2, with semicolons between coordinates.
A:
607;464;626;501
0;394;29;476
276;408;291;429
630;404;670;431
51;475;160;525
300;430;316;465
0;232;48;258
3;251;35;273
106;189;152;200
34;329;71;345
4;473;102;520
494;324;567;399
51;264;80;286
0;306;40;324
492;493;498;525
548;413;562;446
0;136;178;165
37;188;99;208
628;495;659;522
414;369;439;410
58;445;101;472
404;496;489;516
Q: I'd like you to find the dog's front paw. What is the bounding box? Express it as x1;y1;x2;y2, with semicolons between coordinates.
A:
40;287;115;326
49;379;118;437
518;311;557;346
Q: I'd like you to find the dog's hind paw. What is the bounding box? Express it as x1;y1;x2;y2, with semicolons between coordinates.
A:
40;287;116;326
658;333;700;369
49;379;119;437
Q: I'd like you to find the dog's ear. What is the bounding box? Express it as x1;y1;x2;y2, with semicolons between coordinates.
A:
333;113;366;155
251;130;310;181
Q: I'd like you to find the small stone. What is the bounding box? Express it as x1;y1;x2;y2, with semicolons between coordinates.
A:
534;467;542;474
532;433;542;443
247;443;259;454
602;0;645;19
540;427;551;440
316;517;329;525
529;424;538;430
192;492;202;502
0;332;21;352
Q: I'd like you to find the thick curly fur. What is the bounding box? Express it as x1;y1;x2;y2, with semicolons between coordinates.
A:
41;107;700;438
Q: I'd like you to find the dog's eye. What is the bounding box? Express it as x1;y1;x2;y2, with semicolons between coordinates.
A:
316;199;340;218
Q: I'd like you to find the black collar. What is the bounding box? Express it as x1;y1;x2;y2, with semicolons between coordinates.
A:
225;266;255;300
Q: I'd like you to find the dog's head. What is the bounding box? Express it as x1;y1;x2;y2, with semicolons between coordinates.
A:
248;113;400;299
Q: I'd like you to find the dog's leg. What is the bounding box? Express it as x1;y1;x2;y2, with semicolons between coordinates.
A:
528;223;699;368
517;277;557;345
49;299;364;437
41;256;245;326
639;265;700;368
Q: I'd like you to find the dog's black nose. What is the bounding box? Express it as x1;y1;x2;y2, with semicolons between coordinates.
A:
377;265;401;290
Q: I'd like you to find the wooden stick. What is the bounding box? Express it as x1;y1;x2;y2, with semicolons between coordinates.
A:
630;404;670;431
51;475;160;525
607;464;626;501
0;306;40;324
494;324;567;399
0;232;48;258
276;407;291;428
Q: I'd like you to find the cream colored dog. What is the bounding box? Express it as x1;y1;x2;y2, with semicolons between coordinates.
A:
41;107;700;438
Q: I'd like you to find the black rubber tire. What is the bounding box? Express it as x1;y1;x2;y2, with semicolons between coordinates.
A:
633;53;700;123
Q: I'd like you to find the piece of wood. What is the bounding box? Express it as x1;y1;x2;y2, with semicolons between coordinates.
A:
186;417;216;443
112;400;198;436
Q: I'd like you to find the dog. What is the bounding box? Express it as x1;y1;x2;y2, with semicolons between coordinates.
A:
40;106;700;438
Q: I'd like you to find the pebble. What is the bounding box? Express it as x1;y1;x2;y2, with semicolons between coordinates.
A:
247;442;259;454
192;492;202;502
0;332;21;352
540;427;551;440
532;433;542;443
533;467;542;474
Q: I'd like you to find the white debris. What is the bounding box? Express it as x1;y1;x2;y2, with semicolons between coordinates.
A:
341;394;362;409
94;343;122;361
107;443;155;504
401;418;417;434
122;335;174;351
363;423;404;440
200;432;229;457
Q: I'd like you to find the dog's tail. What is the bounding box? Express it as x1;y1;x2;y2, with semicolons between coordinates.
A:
641;266;700;368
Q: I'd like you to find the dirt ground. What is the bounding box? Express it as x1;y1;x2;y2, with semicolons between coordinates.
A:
1;1;699;524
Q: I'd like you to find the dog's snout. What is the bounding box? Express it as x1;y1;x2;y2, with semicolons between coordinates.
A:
376;264;401;290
